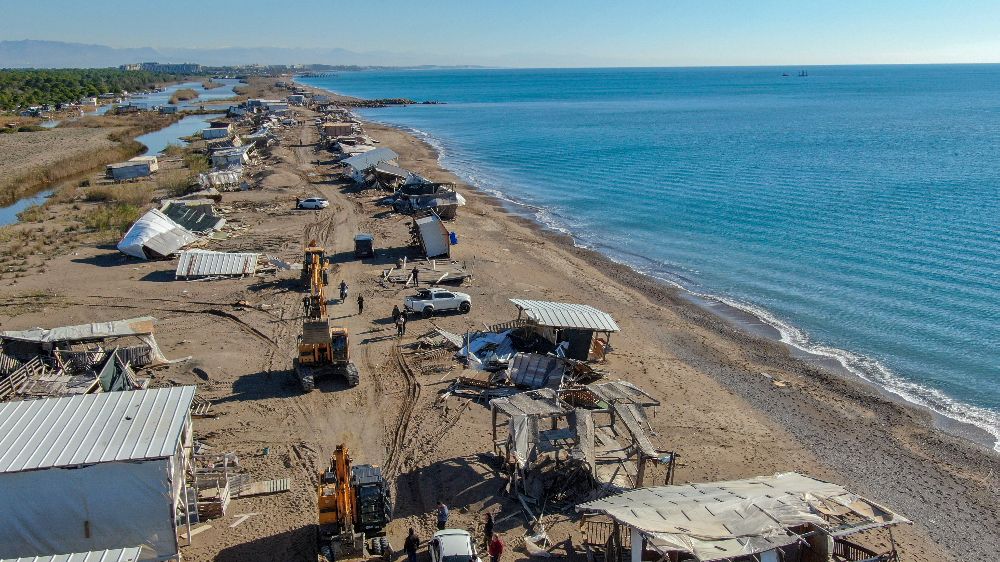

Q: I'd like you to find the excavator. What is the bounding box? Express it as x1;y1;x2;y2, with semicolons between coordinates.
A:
317;444;393;561
295;242;360;391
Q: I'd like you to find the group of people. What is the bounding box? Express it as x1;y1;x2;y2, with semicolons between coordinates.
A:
404;504;504;562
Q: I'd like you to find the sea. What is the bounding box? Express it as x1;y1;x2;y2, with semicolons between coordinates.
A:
298;66;1000;450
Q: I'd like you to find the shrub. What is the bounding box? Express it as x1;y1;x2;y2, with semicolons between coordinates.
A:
16;204;45;223
162;143;185;157
183;152;210;174
156;169;193;197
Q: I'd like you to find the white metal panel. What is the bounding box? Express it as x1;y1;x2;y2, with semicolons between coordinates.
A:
509;299;620;332
0;386;195;473
0;546;144;562
0;460;176;560
174;251;259;278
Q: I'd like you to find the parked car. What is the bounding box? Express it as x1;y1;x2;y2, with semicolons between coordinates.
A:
429;529;481;562
404;287;472;318
297;197;329;209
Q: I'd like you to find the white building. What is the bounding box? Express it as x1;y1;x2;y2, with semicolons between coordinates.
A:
202;127;231;140
0;387;197;560
106;156;159;181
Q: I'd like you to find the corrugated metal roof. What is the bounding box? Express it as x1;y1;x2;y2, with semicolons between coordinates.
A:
0;386;195;473
175;250;259;279
117;209;197;260
342;148;398;171
0;317;156;343
509;299;620;332
160;202;225;233
0;547;144;562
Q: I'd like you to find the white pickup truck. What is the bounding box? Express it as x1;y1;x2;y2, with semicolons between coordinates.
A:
404;287;472;318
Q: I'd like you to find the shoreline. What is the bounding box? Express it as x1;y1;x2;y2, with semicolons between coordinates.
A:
338;100;1000;454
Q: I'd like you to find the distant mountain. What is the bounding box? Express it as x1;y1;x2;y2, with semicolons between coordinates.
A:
0;39;448;68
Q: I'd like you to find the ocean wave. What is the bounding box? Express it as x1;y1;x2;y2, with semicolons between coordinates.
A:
350;105;1000;454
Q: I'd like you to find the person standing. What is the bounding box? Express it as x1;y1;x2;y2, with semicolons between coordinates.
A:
436;501;449;530
404;528;420;562
483;512;495;548
412;266;420;286
357;294;365;315
400;310;407;336
488;533;504;562
392;304;401;324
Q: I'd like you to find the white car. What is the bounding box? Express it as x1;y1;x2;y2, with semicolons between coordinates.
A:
429;529;481;562
404;287;472;317
298;197;329;209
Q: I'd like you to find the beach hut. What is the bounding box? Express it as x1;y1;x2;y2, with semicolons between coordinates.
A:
508;299;619;361
576;472;910;562
202;127;231;140
210;146;252;169
0;387;197;560
287;94;305;105
322;122;355;137
106;156;158;181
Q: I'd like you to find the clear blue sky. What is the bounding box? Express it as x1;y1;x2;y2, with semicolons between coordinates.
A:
5;0;1000;66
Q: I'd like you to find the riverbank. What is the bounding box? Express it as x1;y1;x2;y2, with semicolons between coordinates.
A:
0;112;182;208
296;80;999;559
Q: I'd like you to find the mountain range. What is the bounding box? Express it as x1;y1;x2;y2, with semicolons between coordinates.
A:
0;40;449;68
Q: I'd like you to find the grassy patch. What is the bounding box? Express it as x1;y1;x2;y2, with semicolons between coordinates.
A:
202;80;224;90
183;152;210;174
156;169;193;197
16;204;46;223
82;204;141;234
162;143;185;156
83;184;154;206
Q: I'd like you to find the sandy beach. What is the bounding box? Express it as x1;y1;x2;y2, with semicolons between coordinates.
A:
0;78;996;561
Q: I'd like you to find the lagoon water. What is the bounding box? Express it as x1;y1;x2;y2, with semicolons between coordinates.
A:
300;66;1000;447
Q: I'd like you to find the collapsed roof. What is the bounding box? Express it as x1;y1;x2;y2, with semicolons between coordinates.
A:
117;209;197;260
576;472;910;562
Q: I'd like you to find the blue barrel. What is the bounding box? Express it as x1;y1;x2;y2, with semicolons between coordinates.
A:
449;232;459;245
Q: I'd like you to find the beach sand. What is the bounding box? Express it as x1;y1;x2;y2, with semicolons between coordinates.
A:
0;80;996;561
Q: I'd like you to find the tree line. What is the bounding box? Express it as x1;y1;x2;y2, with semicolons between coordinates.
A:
0;68;179;110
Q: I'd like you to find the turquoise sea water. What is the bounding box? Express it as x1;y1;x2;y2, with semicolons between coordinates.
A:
299;66;1000;448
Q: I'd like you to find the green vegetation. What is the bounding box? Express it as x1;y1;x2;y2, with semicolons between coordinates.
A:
183;151;210;174
0;125;46;134
0;68;175;110
169;88;199;104
16;204;46;223
82;204;141;234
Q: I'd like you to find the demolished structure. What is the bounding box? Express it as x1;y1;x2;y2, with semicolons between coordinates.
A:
576;472;910;562
490;381;676;511
175;250;260;280
118;208;198;260
0;316;171;401
342;147;399;183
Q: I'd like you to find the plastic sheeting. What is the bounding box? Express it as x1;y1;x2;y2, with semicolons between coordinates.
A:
0;460;178;560
117;209;197;260
457;330;516;371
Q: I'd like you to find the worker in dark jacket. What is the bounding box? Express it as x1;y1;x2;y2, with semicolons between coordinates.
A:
404;528;420;562
483;512;495;548
357;293;365;315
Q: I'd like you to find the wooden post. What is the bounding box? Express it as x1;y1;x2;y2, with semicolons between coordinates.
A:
636;455;647;488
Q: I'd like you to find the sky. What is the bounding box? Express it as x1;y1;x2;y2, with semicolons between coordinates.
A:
4;0;1000;67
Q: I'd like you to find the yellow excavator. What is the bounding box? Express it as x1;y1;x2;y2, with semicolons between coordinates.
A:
295;242;360;391
317;444;393;560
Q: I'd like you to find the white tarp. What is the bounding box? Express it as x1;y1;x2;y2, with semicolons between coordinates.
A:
117;209;197;260
457;330;516;371
0;460;177;560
